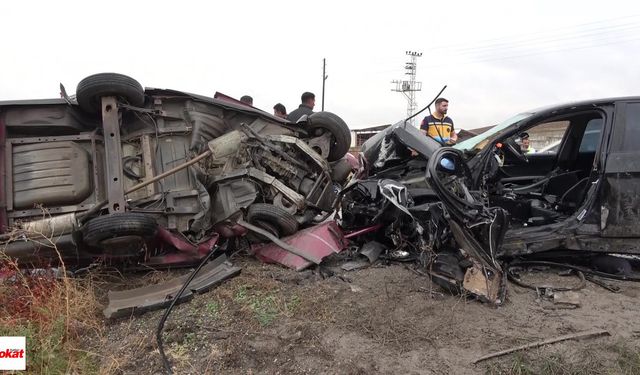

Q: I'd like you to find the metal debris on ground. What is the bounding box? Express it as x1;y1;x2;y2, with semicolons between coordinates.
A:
552;291;581;309
103;254;241;319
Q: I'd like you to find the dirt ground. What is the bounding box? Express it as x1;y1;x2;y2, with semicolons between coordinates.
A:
83;257;640;374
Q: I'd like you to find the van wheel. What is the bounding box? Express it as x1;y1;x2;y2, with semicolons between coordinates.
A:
331;158;353;184
246;203;299;238
76;73;144;114
82;212;157;248
307;112;351;162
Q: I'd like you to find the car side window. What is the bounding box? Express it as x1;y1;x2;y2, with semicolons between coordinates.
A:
578;118;603;153
621;103;640;152
523;121;570;155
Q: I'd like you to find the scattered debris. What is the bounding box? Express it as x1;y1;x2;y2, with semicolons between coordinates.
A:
585;274;622;293
341;259;369;271
359;241;386;263
552;290;581;309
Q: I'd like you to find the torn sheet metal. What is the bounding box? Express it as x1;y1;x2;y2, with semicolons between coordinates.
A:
103;254;240;319
252;221;347;271
341;241;388;271
462;264;504;304
378;179;413;217
141;228;221;267
359;241;386;263
156;227;219;256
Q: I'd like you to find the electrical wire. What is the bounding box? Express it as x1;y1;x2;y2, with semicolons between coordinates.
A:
450;31;640;61
424;36;640;69
404;85;447;125
429;14;640;50
446;23;640;56
157;245;222;374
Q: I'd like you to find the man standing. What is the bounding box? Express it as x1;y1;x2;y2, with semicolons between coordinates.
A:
420;98;457;145
520;132;536;153
273;103;287;119
287;92;315;121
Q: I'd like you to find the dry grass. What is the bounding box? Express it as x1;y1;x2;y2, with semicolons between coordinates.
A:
0;225;104;374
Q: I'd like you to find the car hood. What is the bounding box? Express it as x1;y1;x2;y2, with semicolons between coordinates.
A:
361;121;441;167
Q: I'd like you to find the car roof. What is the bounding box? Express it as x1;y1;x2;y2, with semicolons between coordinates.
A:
527;96;640;115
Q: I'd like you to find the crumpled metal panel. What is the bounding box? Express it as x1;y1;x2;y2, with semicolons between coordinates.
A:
211;180;257;224
103;254;240;319
263;134;329;171
187;108;229;152
252;221;347;271
602;174;640;237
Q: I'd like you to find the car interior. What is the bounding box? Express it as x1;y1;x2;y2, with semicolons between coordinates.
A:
487;110;604;227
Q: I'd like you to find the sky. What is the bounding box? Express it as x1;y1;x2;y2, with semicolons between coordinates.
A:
1;0;640;130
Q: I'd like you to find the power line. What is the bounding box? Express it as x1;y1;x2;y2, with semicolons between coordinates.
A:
445;28;640;63
447;23;640;55
422;19;640;67
430;14;640;50
423;36;640;69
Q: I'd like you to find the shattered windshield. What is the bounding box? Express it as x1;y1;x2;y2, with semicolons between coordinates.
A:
454;113;533;152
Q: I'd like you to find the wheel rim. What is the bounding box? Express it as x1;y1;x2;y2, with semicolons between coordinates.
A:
99;235;145;257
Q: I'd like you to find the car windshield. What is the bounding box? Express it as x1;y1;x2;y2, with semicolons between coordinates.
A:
455;112;533;152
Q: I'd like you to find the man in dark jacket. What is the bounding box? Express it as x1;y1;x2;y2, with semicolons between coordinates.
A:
287;92;315;121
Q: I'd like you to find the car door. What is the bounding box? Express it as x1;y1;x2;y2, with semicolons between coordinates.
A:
601;101;640;237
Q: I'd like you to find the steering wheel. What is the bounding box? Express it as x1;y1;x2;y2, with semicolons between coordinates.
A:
502;137;528;163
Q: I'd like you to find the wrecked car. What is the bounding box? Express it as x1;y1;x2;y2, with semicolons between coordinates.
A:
0;73;351;268
342;97;640;303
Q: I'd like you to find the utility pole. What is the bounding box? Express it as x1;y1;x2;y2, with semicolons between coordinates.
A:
322;58;328;111
391;51;422;126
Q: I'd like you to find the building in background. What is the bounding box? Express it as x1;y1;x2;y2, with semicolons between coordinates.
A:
350;124;391;154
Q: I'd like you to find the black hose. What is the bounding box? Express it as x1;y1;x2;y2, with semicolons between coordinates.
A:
403;85;447;126
156;245;221;374
507;266;586;292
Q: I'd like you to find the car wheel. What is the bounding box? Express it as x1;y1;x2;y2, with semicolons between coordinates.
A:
82;212;157;248
76;73;144;114
307;112;351;162
246;203;299;237
330;158;353;184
